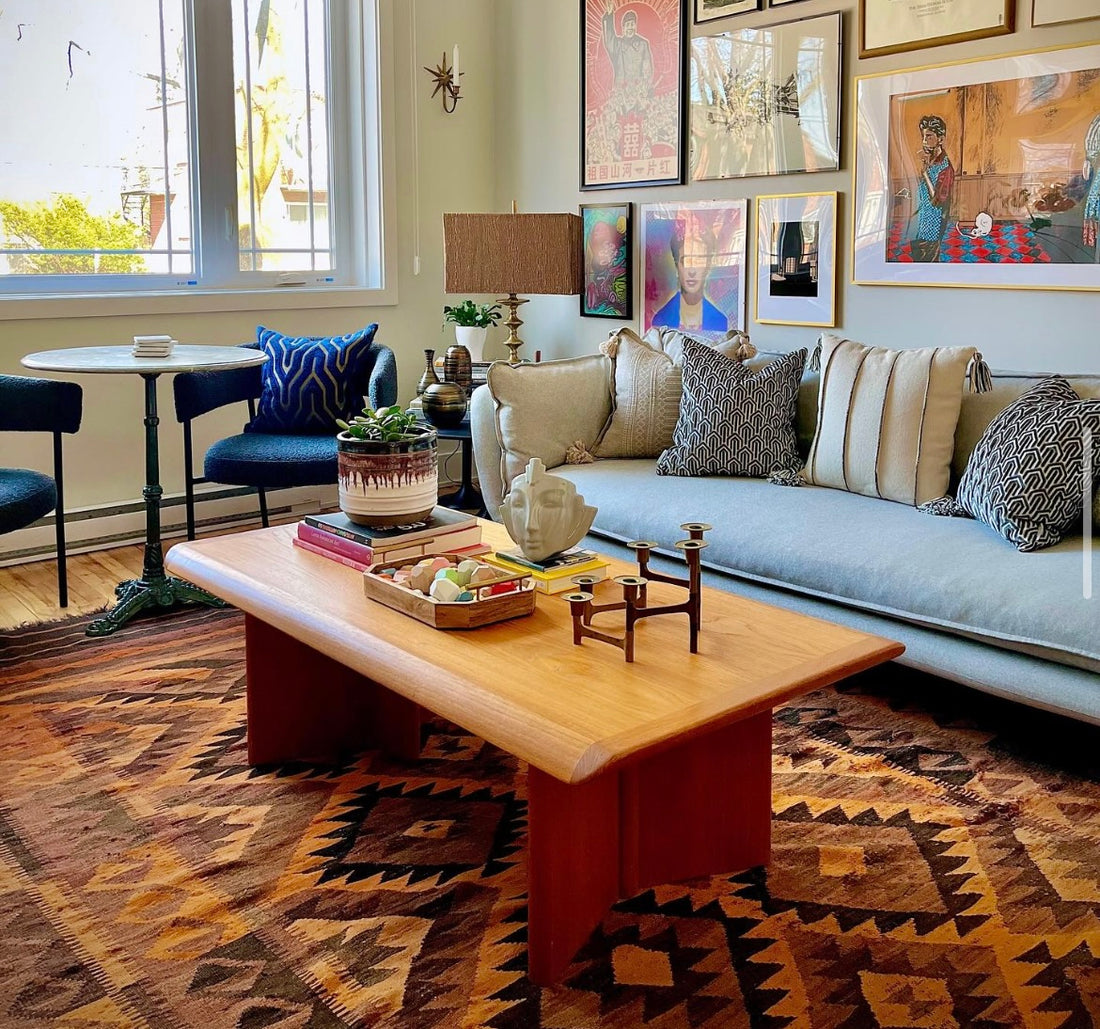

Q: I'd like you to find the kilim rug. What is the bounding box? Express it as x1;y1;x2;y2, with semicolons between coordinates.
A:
2;607;1099;1028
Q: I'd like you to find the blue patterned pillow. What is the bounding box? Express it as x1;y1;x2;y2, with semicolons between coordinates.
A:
249;325;379;434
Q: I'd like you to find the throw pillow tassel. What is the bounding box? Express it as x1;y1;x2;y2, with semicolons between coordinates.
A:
565;440;596;464
599;331;621;359
917;496;970;518
967;352;992;393
730;331;757;362
767;467;805;487
808;338;822;372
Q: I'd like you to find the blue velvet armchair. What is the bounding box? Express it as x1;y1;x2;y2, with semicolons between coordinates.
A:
0;375;83;606
172;340;399;539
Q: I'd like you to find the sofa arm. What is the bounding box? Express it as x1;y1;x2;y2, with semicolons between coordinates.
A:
470;385;506;517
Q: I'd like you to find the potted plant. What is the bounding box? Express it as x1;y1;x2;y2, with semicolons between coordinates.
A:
442;299;502;362
335;406;438;527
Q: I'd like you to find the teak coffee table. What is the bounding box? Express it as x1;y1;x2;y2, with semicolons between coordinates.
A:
165;520;903;984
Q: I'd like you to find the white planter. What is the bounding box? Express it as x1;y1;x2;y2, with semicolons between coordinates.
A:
454;325;488;362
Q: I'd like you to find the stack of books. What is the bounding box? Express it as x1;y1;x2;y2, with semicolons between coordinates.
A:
294;507;486;572
132;334;176;358
486;546;610;595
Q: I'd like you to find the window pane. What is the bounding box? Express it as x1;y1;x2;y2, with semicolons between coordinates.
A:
233;0;332;273
0;0;191;277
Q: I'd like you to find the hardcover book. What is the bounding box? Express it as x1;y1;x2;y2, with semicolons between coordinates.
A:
302;507;477;548
486;554;609;581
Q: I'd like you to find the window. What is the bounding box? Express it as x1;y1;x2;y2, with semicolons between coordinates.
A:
0;0;384;298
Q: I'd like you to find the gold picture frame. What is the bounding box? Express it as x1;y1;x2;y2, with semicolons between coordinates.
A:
755;192;838;327
859;0;1013;59
1032;0;1099;26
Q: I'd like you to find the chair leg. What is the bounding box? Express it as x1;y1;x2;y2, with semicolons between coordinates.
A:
183;421;197;541
257;487;269;528
53;432;68;608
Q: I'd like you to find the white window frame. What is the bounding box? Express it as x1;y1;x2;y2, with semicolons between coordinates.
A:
0;0;397;321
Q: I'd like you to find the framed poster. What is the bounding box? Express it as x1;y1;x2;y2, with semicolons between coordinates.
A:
860;0;1013;59
853;42;1100;291
580;203;634;318
690;13;842;181
581;0;687;190
755;192;837;326
640;199;748;335
1032;0;1098;26
695;0;760;23
770;0;812;6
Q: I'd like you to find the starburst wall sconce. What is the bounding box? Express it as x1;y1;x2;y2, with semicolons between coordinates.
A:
425;46;462;114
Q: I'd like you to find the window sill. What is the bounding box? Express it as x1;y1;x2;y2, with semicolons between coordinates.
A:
0;284;399;322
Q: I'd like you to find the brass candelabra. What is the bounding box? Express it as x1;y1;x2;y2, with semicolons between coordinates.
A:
562;523;711;662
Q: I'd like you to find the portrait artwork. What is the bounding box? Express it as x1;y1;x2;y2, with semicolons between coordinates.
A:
855;43;1100;290
582;0;686;189
641;200;747;336
690;13;841;181
581;203;633;318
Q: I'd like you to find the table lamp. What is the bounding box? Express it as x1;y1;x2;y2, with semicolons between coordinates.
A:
443;209;583;364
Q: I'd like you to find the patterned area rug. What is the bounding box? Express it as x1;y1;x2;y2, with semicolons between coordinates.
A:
2;607;1099;1027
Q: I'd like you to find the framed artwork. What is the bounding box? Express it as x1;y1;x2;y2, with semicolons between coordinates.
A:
690;13;842;181
581;0;688;190
853;42;1100;291
580;203;634;318
1032;0;1098;26
640;199;748;336
860;0;1013;59
769;0;812;6
755;192;837;327
695;0;760;23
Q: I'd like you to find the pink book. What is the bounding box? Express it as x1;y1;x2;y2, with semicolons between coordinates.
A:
292;536;371;572
297;522;375;564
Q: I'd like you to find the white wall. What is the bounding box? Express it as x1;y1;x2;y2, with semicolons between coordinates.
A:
493;0;1100;372
0;0;498;517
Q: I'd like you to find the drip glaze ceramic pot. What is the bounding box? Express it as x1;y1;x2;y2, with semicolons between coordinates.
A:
336;426;438;527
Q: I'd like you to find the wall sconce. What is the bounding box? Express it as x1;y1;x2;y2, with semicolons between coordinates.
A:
425;46;462;114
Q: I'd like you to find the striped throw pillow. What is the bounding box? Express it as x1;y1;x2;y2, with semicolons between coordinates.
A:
249;325;378;434
804;334;974;506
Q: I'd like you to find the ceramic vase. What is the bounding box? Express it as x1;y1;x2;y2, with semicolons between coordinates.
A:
443;344;473;393
416;349;440;397
336;427;438;527
421;382;467;428
454;326;488;362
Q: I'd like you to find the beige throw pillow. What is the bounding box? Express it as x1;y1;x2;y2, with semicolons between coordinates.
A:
805;333;975;506
592;326;758;459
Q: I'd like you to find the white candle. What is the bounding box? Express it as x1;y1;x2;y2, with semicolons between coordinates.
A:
452;44;460;86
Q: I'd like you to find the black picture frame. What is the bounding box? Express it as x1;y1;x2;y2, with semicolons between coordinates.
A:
580;0;688;190
580;202;634;319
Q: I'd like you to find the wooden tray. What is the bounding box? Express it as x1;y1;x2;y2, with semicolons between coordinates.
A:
362;553;536;629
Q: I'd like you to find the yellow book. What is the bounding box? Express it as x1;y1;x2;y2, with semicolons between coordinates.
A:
485;554;609;581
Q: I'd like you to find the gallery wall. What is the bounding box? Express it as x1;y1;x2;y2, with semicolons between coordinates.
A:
0;0;499;522
492;0;1100;373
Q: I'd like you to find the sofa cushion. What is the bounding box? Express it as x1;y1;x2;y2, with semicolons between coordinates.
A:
249;324;379;434
806;334;974;506
954;377;1100;551
656;342;806;478
550;459;1100;674
486;356;613;488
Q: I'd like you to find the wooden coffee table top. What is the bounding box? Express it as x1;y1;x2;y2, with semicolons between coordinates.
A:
166;520;904;783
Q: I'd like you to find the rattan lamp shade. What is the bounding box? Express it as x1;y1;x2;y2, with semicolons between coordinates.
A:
443;213;583;295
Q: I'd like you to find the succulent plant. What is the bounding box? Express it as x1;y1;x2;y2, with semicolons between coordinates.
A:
336;405;427;442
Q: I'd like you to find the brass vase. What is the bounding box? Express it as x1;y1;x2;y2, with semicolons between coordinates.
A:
443;344;473;394
421;382;467;428
416;349;440;396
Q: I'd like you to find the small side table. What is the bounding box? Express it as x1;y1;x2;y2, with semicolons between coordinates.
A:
418;415;486;516
21;345;268;637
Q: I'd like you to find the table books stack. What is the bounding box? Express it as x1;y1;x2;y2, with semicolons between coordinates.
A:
132;335;176;358
293;507;487;572
486;547;610;595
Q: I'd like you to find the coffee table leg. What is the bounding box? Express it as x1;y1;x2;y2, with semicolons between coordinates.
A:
244;615;423;765
526;711;773;985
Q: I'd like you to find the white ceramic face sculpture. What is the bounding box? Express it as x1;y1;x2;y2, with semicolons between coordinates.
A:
499;458;597;563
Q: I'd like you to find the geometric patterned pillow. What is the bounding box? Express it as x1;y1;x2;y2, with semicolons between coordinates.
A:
248;324;379;434
656;339;806;478
954;377;1100;551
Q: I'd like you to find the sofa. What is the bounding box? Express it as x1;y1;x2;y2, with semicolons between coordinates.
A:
471;351;1100;725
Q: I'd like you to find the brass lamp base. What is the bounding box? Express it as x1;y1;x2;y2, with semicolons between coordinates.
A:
498;293;530;364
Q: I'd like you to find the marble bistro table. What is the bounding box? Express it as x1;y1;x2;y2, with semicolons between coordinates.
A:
21;345;268;637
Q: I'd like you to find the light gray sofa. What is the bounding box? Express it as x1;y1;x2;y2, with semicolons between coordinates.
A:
471;355;1100;725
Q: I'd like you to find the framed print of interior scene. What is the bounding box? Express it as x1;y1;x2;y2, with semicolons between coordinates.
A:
854;42;1100;291
695;0;760;23
755;192;838;326
860;0;1013;59
582;0;687;189
581;203;634;318
641;199;748;335
690;13;841;181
